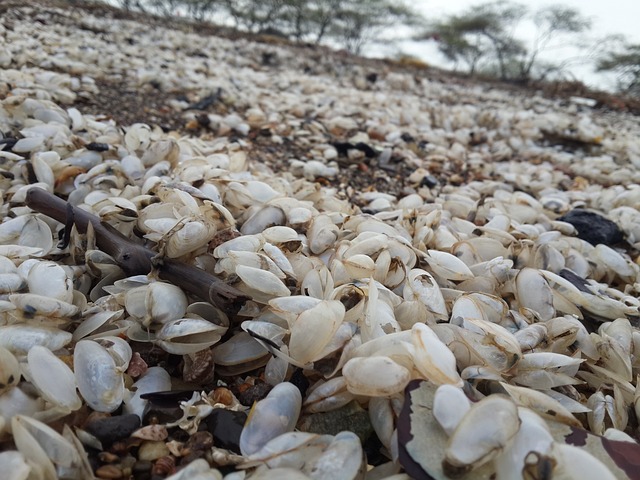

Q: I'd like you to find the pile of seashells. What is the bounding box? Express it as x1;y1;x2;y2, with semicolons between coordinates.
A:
3;1;640;479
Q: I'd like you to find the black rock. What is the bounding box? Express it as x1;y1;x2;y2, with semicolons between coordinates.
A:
84;414;140;447
289;368;310;397
558;209;624;246
204;408;247;454
85;142;110;152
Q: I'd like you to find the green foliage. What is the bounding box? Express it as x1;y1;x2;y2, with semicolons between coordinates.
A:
422;1;591;82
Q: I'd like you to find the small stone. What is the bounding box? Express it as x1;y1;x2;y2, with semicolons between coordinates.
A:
132;460;152;474
236;382;272;406
138;440;171;462
96;464;124;479
85;414;141;447
204;408;247;454
558;209;624;246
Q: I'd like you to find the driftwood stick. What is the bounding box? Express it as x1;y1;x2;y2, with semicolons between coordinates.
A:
26;188;250;316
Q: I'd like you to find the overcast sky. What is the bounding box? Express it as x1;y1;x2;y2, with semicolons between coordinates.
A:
368;0;640;91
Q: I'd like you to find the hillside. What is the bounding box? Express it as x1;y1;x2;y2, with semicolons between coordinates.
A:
2;1;640;479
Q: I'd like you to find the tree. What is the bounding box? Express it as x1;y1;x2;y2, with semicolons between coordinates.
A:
597;40;640;98
327;0;420;55
421;1;591;82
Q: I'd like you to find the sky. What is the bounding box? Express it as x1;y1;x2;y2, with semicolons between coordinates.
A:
365;0;640;91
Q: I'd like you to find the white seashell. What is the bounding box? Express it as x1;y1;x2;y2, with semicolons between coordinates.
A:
74;340;124;413
26;261;74;304
404;269;448;319
27;346;81;412
236;265;291;303
0;216;53;257
156;317;226;354
551;443;617;480
432;384;471;436
303;377;353;413
308;214;339;255
0;451;31;480
515;267;555;321
426;250;474;281
123;367;172;419
443;395;520;477
0;346;21;394
288;300;345;364
411;323;463;387
500;383;581;427
343;356;411;397
0;325;72;356
239;382;302;456
124;282;188;326
493;407;553;480
302;431;364;479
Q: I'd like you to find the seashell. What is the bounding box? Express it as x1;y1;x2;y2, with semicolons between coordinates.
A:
74;339;124;413
500;383;581;427
443;395;520;477
493;407;553;480
425;250;474;281
239;382;302;456
288;300;344;364
432;384;471;436
236;265;291;303
0;325;72;356
0;215;53;256
307;214;339;255
512;352;584;390
26;261;74;304
551;443;617;480
212;331;270;375
241;205;286;235
12;414;82;480
27;346;81;412
0;451;32;480
302;431;365;479
303;377;354;413
514;267;555;321
123;367;172;419
411;323;463;387
343;356;411;397
124;282;188;326
156;317;226;355
404;269;447;319
0;346;21;394
9;293;79;323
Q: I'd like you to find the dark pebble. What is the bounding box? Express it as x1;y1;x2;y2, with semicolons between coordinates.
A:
289;368;310;397
85;142;110;151
237;382;272;406
204;408;247;454
419;175;438;189
85;414;140;447
558;209;624;246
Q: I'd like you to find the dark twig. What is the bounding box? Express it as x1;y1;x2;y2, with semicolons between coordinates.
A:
26;188;250;316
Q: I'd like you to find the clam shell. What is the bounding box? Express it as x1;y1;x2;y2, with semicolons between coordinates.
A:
74;340;124;413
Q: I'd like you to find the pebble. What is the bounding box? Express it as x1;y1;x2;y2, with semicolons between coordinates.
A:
138;441;171;462
204;408;247;454
558;209;625;246
85;414;141;447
